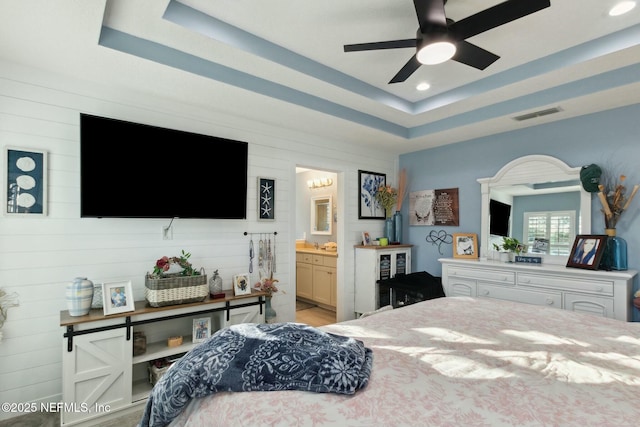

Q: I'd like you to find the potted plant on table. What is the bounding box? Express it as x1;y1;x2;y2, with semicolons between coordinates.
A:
493;237;522;262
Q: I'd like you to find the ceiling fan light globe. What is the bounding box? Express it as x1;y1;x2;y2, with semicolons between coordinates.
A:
416;41;456;65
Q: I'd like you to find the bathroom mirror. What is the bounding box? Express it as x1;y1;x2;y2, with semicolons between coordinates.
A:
311;195;332;235
478;155;591;265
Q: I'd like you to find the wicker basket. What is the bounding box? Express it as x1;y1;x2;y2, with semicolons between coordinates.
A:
145;273;208;307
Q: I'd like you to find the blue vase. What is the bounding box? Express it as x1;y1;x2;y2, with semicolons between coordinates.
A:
600;229;627;271
384;218;395;243
265;296;277;323
393;211;402;244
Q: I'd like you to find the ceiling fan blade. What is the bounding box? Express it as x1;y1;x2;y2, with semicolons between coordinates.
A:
344;38;417;52
389;55;421;84
449;0;550;40
452;41;499;70
414;0;447;33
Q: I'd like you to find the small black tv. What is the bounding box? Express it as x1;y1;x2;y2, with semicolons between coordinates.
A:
80;113;248;219
489;199;511;237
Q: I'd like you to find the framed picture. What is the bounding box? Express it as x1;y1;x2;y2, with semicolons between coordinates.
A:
258;177;275;221
102;280;135;315
192;317;211;343
4;147;47;216
358;170;386;219
566;235;607;270
409;188;459;226
453;233;478;259
233;273;251;296
362;231;371;246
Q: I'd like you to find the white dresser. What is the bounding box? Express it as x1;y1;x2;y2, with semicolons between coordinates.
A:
439;258;637;321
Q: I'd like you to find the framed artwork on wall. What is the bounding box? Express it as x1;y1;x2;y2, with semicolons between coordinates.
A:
358;170;385;219
258;177;275;221
102;280;134;315
4;147;47;216
566;235;607;270
453;233;478;259
409;188;459;226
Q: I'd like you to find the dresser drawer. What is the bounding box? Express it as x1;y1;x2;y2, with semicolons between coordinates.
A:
322;256;337;268
478;283;561;308
518;273;614;296
296;253;313;263
448;266;515;284
564;293;614;318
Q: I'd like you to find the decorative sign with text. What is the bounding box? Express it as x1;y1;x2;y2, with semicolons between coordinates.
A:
409;188;459;226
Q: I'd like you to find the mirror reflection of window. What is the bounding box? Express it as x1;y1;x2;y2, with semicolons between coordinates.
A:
524;210;576;256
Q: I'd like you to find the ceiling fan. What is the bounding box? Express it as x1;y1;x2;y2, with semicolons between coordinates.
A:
343;0;551;84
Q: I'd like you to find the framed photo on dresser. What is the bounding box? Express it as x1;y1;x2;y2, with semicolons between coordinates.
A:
452;233;478;259
566;234;607;270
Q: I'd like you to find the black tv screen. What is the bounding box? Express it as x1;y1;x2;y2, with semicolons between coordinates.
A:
489;199;511;237
80;113;248;219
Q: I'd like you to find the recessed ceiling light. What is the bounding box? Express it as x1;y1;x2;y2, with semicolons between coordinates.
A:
416;82;431;91
609;1;636;16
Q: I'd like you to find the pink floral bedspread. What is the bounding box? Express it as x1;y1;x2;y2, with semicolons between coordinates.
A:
168;297;640;427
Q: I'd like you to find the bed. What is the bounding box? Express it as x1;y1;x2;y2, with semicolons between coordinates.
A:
141;297;640;427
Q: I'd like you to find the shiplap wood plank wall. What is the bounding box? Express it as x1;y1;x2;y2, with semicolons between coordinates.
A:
0;60;396;420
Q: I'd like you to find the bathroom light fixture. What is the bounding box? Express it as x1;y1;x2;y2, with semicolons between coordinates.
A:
307;177;333;189
609;1;636;16
416;82;431;91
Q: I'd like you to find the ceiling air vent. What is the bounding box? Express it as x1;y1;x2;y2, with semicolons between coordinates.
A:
512;107;563;121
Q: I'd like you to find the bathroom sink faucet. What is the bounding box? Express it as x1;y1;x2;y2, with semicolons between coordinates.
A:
314;242;319;249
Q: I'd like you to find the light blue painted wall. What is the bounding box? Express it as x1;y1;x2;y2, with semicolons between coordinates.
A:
400;103;640;320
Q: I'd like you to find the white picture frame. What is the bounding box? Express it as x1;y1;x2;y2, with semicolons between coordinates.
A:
233;273;251;296
102;280;135;315
192;317;211;343
4;146;48;216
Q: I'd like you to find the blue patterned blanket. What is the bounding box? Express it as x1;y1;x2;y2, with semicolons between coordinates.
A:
138;322;373;427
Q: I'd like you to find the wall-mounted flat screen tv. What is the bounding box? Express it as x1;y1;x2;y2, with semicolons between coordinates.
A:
80;113;248;219
489;199;511;237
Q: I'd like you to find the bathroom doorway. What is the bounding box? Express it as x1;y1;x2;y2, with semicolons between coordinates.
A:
295;167;338;326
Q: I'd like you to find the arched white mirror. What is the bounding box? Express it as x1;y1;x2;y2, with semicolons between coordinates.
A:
478;155;591;265
311;195;332;235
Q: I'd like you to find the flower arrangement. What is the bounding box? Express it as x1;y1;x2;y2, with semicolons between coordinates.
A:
597;173;639;229
396;169;408;211
375;184;398;218
254;273;279;297
151;250;200;278
633;290;640;310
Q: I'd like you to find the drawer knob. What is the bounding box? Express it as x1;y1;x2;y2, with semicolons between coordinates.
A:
545;298;554;305
596;286;603;292
482;290;489;296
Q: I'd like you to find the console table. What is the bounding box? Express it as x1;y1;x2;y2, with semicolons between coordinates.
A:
59;290;266;426
439;258;637;321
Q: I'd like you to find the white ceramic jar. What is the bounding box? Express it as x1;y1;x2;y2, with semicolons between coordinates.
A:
66;277;94;316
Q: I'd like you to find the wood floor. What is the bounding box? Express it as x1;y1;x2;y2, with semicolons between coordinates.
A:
295;301;336;327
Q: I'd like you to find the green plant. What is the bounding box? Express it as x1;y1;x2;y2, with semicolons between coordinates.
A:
493;237;522;253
